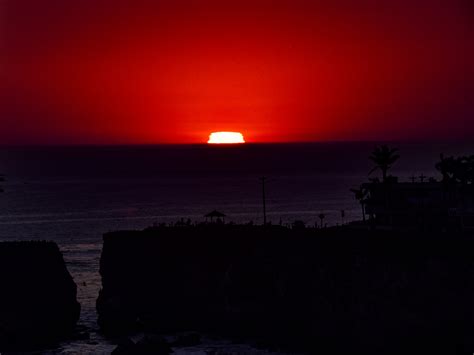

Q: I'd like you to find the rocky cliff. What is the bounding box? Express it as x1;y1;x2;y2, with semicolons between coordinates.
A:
97;225;474;353
0;241;80;351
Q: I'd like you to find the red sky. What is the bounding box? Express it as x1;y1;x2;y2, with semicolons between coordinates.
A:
1;0;472;144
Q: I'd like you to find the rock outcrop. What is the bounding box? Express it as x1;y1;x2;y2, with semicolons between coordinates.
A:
0;241;80;351
97;225;474;353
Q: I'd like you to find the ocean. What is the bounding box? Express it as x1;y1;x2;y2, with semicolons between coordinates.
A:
0;142;472;353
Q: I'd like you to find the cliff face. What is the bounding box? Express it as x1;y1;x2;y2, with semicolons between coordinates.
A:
0;241;80;351
97;225;474;353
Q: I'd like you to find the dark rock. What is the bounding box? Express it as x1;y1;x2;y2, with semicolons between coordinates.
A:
112;336;172;355
172;332;201;347
97;225;474;353
137;335;172;354
71;330;90;341
0;241;80;351
111;338;136;355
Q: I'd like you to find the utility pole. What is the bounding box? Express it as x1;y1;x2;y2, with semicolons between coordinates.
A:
260;177;267;225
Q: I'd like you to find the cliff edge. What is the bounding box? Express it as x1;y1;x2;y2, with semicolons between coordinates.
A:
97;225;474;353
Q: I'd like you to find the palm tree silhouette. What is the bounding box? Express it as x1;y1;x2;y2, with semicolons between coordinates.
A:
454;155;474;185
435;154;456;182
369;145;400;182
350;185;368;222
467;156;474;184
436;155;474;184
318;213;325;228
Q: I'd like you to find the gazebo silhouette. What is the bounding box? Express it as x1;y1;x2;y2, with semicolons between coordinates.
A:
205;210;226;223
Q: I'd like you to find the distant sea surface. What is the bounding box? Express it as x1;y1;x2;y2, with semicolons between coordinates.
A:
0;142;473;353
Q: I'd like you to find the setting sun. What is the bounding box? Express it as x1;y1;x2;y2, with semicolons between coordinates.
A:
208;132;245;144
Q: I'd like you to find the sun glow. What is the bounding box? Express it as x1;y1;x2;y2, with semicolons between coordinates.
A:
208;132;245;144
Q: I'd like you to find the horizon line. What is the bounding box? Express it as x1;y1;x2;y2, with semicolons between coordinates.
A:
1;138;472;148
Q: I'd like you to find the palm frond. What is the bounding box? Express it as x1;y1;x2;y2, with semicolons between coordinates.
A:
368;166;379;175
387;154;400;164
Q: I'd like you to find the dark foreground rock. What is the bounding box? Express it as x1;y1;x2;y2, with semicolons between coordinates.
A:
112;336;172;355
0;241;80;351
97;225;474;353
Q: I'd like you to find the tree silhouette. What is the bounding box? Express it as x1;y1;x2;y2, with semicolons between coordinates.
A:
318;213;325;228
435;154;474;184
350;185;368;222
0;175;4;193
435;154;457;182
369;145;400;182
467;156;474;184
455;155;474;184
